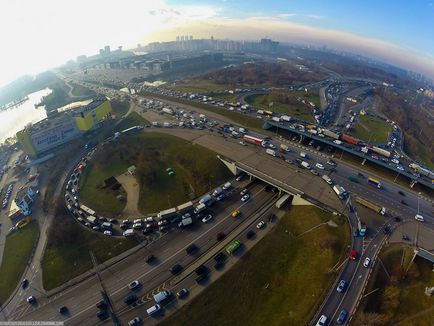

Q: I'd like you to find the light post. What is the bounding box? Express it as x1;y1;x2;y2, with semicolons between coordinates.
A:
417;192;421;215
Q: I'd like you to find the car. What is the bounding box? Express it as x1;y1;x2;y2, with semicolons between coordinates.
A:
240;188;248;196
336;280;346;293
398;190;405;196
195;265;208;275
120;223;129;230
336;309;348;324
124;294;138;305
231;210;241;218
349;249;357;261
202;214;213;223
216;193;225;201
241;194;250;202
327;160;336;166
144;216;154;223
177;288;189;298
170;264;183;275
186;244;198;254
246;230;256;239
145;254;155;263
216;231;226;241
96;300;108;310
128;317;142;326
256;221;266;229
92;226;100;231
103;230;112;236
26;296;36;304
21;278;29;289
363;257;371;268
128;280;141;291
315;163;325;169
402;234;410;241
195;273;207;284
58;306;68;315
157;219;169;226
316;314;327;326
310;169;319;176
235;174;245;181
97;309;109;320
239;141;247;146
396;165;404;171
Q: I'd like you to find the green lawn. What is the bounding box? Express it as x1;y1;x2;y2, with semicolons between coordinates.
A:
353;114;392;144
245;89;318;123
162;206;350;326
80;132;231;215
212;93;239;103
113;112;150;132
355;244;434;325
42;206;137;290
70;83;96;97
0;221;39;305
111;100;130;118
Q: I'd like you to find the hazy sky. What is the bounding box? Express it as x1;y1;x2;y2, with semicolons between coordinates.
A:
1;0;433;87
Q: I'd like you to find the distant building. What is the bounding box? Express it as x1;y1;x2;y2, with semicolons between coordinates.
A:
104;45;111;54
17;98;112;157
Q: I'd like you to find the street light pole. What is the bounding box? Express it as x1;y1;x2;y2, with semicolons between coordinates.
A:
417;192;421;214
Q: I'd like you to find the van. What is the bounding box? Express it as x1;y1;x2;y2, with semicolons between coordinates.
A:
153;290;172;303
316;315;327;326
322;175;333;185
101;222;112;229
146;304;161;316
300;152;308;158
414;214;424;222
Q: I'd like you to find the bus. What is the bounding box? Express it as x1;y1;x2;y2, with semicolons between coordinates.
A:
367;177;381;188
226;240;242;255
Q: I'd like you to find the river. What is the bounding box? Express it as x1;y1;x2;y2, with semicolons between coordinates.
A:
0;88;51;144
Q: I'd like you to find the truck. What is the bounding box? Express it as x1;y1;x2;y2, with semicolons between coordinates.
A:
371;146;391;158
355;196;386;216
301;161;311;169
153;290;172;303
178;217;193;227
176;201;193;213
322;129;340;140
341;134;360;145
333;185;347;200
300;152;308;159
193;203;207;214
158;208;177;220
243;134;264;146
199;194;214;207
367;177;382;188
280;144;290;152
322;174;333;185
266;148;277;157
276;194;293;209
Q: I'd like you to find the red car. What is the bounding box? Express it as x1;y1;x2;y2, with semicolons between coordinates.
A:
349;250;358;261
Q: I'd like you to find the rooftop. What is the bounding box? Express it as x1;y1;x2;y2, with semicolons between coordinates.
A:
71;96;107;117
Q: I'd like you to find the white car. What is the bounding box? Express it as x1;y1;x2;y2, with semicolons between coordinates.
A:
240;189;248;196
363;257;371;268
239;141;247;146
241;194;250;202
128;280;141;290
26;296;36;304
202;214;213;223
414;214;424;222
316;314;327;326
268;143;276;149
315;163;325;170
103;230;112;236
256;221;266;229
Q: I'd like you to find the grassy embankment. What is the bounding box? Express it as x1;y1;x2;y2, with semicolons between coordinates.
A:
166;80;232;94
354;244;434;325
0;221;39;305
113;112;150;133
163;205;350;326
79;132;231;215
110;99;130;118
352;115;392;144
245;89;320;123
41;204;136;290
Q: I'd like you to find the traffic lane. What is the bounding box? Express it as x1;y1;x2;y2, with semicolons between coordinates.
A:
117;196;279;325
24;185;271;323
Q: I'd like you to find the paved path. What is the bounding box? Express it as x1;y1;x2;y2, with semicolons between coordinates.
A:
116;173;141;217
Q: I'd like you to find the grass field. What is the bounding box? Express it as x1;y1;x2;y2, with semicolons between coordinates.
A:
246;89;319;123
110;100;130;118
113;112;150;132
41;206;136;290
162;205;350;326
212;93;239;103
355;244;434;325
70;83;95;97
167;80;232;94
0;221;39;305
353;115;392;144
80;132;231;215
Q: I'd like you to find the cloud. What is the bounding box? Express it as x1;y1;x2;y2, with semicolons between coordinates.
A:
278;13;297;18
304;14;325;19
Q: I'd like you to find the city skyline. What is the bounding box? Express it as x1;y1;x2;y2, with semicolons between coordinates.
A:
0;0;433;87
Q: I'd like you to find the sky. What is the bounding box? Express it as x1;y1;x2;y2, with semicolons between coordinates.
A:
0;0;433;87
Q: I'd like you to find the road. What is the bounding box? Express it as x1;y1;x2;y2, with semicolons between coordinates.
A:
12;182;277;324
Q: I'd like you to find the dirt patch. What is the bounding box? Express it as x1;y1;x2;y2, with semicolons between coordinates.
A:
116;173;141;217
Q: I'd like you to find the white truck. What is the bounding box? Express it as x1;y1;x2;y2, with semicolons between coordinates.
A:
322;174;333;185
301;161;311;169
266;148;277;157
333;185;347;200
178;217;193;227
153;290;172;303
280;144;290;152
300;152;308;158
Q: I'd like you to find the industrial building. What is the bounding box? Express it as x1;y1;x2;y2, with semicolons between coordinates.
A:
17;97;112;157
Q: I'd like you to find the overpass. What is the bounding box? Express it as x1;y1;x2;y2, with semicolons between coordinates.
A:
263;120;434;190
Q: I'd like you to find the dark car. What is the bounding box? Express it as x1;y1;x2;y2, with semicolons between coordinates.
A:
176;288;189;298
186;244;198;255
400;200;408;206
170;264;183;275
97;310;109;321
21;278;29;289
216;232;226;241
336;309;348;324
58;306;68;315
398;190;405;196
96;300;107;310
124;294;138;305
145;254;155;264
195;274;207;284
394;216;402;222
214;261;225;270
214;252;227;262
246;230;256;239
195;265;208;275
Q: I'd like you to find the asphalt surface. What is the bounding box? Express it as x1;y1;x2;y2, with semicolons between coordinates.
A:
12;182;277;324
